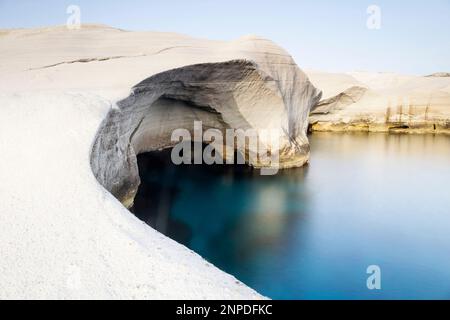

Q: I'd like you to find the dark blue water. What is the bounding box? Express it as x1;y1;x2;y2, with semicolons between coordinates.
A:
132;133;450;299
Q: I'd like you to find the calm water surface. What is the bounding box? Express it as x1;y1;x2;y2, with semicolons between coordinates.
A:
133;133;450;299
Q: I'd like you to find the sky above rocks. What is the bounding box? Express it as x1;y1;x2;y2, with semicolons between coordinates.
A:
0;0;448;75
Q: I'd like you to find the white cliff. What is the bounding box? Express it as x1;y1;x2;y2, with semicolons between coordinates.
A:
307;70;450;134
0;25;319;299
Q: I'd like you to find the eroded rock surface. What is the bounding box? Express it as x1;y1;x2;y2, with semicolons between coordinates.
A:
307;71;450;134
91;59;321;207
0;24;321;208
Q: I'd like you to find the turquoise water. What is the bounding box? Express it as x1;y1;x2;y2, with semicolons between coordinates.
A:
133;133;450;299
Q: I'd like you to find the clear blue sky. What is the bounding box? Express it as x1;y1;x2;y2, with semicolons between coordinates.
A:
1;0;449;75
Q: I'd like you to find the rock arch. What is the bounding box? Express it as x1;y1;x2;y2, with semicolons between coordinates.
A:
90;59;321;207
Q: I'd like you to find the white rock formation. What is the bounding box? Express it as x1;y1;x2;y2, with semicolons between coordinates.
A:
307;70;450;133
0;25;319;299
92;58;321;206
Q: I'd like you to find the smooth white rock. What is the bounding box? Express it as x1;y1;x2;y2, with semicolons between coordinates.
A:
0;25;321;299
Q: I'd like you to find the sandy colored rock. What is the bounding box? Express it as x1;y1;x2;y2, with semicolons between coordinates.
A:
307;70;450;134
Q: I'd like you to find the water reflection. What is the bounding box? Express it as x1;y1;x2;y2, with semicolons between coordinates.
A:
132;133;450;299
132;147;309;262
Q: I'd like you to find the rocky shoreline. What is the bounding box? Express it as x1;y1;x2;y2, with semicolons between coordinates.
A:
306;71;450;135
309;121;450;134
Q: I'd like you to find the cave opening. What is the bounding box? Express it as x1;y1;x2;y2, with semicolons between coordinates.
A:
130;143;255;243
86;59;324;298
129;138;311;299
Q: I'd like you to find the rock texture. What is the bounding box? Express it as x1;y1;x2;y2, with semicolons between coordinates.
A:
91;58;320;207
0;24;319;299
307;71;450;134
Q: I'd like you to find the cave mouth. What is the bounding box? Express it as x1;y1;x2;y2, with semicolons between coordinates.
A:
130;143;310;299
130;143;258;243
90;59;318;208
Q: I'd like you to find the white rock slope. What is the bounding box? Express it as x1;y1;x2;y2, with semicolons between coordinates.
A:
0;25;319;299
